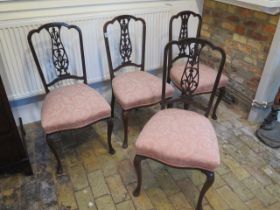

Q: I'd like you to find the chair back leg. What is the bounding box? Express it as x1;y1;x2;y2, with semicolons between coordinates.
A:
107;118;115;154
111;93;115;118
46;134;63;175
122;110;129;148
212;87;226;120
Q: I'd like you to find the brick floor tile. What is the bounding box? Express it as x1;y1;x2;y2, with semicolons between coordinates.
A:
106;174;129;204
216;163;231;176
141;162;159;189
95;195;116;210
212;173;226;189
239;134;267;153
267;202;280;210
246;166;273;186
203;205;214;210
68;164;89;191
127;184;154;210
79;149;100;173
242;176;262;191
245;198;266;210
118;159;137;185
222;154;250;180
169;192;192;210
64;151;81;167
83;158;101;174
222;172;254;201
217;186;250;210
92;139;108;156
166;167;187;181
156;168;180;196
57;178;78;209
252;187;278;207
265;184;280;201
262;166;280;184
116;200;136;210
75;187;96;210
176;178;202;208
146;187;175;210
98;154;118;177
205;187;231;210
88;170;109;198
186;170;205;187
147;159;165;173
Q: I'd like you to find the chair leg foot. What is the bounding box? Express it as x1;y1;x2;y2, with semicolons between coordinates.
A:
196;170;215;210
107;118;115;154
133;155;145;197
46;135;63;175
122;110;128;149
211;87;225;120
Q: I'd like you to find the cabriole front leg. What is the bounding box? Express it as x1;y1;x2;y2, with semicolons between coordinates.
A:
196;170;215;210
133;155;145;196
46;134;63;175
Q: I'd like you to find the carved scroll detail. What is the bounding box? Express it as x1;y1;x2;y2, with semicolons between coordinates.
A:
180;43;202;95
118;18;132;64
178;13;190;56
47;26;69;77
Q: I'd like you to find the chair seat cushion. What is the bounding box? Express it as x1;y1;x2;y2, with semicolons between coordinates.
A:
112;71;174;110
135;108;220;171
170;63;228;94
41;83;111;134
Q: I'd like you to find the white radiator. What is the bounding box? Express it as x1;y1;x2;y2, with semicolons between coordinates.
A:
0;9;171;100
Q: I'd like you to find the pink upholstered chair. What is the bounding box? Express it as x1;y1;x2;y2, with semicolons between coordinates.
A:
28;22;115;174
133;38;225;210
103;15;174;148
169;11;228;119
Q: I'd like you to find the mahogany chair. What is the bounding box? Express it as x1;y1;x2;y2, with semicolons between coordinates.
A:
27;22;115;174
103;15;174;148
169;11;228;119
133;38;225;210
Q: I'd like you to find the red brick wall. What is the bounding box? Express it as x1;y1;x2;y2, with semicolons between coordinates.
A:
202;0;279;109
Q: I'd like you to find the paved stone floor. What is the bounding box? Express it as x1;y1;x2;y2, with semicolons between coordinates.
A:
1;100;280;210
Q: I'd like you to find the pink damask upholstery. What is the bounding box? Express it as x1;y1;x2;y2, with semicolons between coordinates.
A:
170;63;228;94
112;71;174;110
41;83;111;134
135;108;220;171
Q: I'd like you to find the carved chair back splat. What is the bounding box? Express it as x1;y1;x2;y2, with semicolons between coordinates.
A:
169;11;202;66
103;15;146;79
169;11;228;119
162;38;226;116
27;22;87;93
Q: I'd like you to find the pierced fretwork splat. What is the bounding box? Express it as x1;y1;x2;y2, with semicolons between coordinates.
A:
180;42;203;95
178;13;191;56
47;26;70;77
118;18;132;64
